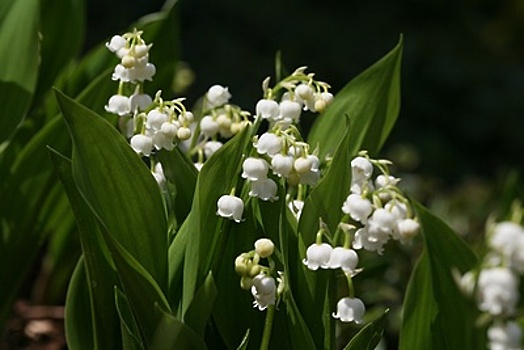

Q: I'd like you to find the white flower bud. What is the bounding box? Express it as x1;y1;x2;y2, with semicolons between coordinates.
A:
160;122;178;138
177;126;191;140
121;55;136;68
397;218;420;240
254;238;275;258
351;156;373;181
294;157;312;174
129;93;152;112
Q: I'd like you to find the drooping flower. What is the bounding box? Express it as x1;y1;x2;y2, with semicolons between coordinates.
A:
255;132;283;156
271;154;294;177
342;194;373;223
256;99;280;120
242;157;269;181
130;134;153;156
477;267;519;316
303;243;333;270
487;321;522;350
249;178;278;202
251;274;276;311
326;247;359;274
217;195;244;223
206;85;232;108
105;95;131;116
332;297;365;324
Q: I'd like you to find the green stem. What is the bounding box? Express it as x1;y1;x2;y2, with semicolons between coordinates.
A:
260;304;275;350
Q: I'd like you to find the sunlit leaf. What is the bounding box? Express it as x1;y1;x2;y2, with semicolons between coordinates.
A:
0;0;39;143
308;36;403;159
399;202;479;350
55;89;168;290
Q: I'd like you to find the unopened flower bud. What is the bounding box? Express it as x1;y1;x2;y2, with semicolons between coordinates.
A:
121;55;136;68
254;238;275;258
235;255;248;275
248;264;262;277
294;157;312;174
240;276;253;290
177;126;191;140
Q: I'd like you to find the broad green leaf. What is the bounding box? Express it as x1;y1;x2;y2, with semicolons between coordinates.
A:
115;288;146;350
344;309;389;350
184;272;218;337
308;36;403;159
291;124;352;349
158;147;198;225
0;70;114;327
51;149;121;350
150;306;207;350
55;89;168;290
0;0;39;143
181;126;251;315
64;258;95;350
101;227;172;346
399;202;479;350
37;0;84;98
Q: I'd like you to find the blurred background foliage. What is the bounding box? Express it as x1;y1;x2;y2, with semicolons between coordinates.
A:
87;0;524;237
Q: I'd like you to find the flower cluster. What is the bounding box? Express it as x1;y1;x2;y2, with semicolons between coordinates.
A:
105;29;155;117
342;151;420;254
458;213;524;350
234;238;284;311
303;153;419;324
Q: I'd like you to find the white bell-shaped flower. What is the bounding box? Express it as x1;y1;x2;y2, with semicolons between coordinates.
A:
131;62;156;82
217;195;244;223
279;100;302;122
112;64;130;82
200;115;219;137
249;178;278;201
206;85;232;108
129;93;152;112
255;133;283;156
375;174;400;188
256;99;280;120
477;267;519;316
242;157;269;181
326;247;359;273
106;35;127;53
342;194;373;223
105;94;131;116
204;141;223;159
160;122;178;138
396;218;420;242
353;227;388;255
299;168;320;186
332;297;365;324
146;110;169;130
351;156;373;182
271;154;294;177
130;134;153;156
303;243;333;270
151;132;174;151
487;321;522;350
251;274;276;311
490;222;524;257
295;83;315;101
